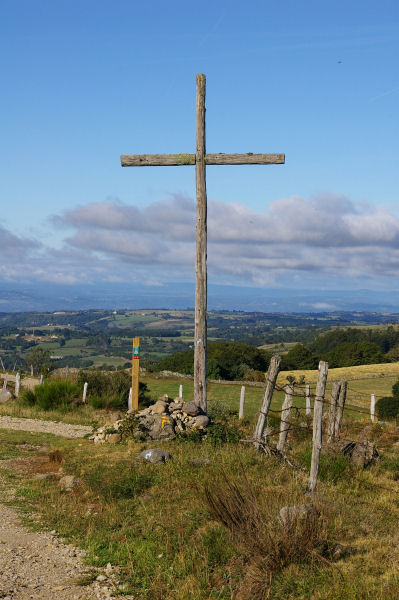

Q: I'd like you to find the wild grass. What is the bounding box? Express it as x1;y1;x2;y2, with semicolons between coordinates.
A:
2;413;399;599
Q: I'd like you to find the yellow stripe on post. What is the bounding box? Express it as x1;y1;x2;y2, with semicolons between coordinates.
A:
132;337;140;411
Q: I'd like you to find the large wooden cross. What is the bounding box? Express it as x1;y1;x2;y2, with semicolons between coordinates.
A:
121;73;285;413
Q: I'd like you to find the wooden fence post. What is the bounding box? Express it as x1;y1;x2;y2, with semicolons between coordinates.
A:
305;384;311;416
370;394;376;423
327;381;341;444
307;361;328;493
128;387;133;412
179;384;183;399
253;355;281;451
82;382;88;404
15;373;20;398
334;380;347;440
39;374;43;385
239;385;245;420
277;384;294;454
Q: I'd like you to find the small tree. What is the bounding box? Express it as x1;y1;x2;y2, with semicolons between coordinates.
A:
25;347;53;376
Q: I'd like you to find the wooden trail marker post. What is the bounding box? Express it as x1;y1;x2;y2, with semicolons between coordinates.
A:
120;74;285;412
132;337;140;411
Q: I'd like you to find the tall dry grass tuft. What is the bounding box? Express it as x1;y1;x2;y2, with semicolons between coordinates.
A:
204;470;327;600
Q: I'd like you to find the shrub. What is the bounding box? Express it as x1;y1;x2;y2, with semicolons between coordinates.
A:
20;381;80;411
76;370;150;410
375;396;399;419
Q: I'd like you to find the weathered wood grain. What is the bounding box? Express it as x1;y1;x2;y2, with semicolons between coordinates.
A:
334;380;347;440
206;153;285;165
193;73;207;413
326;380;341;443
277;384;294;454
307;361;328;493
121;152;285;167
253;355;281;450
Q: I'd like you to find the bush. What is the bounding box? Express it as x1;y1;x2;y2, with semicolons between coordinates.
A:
20;381;80;411
158;341;270;380
76;370;150;410
375;396;399;419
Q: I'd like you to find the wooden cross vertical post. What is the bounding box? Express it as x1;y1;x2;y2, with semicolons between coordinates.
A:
121;74;285;413
132;337;140;411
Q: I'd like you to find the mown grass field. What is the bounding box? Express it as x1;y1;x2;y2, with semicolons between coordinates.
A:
279;362;399;408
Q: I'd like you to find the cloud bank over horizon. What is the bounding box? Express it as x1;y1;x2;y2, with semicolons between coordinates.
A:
2;192;399;290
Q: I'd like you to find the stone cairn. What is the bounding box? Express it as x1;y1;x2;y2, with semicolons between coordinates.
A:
90;394;210;444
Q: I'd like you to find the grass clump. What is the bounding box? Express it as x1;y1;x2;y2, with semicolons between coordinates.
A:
83;460;158;501
20;381;80;411
204;469;327;600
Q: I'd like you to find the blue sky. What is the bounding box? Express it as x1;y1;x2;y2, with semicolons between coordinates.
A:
1;0;399;305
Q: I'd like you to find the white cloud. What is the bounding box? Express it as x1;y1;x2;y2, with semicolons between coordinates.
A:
3;192;399;289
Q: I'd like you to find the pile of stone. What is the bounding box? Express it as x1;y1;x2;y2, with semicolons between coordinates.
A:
90;395;210;444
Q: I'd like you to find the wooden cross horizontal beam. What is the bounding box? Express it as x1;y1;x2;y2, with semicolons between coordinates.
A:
121;152;285;167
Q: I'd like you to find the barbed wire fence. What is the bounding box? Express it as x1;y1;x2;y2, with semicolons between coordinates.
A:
242;356;397;493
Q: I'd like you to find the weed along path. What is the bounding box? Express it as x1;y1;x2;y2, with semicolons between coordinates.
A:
0;416;92;438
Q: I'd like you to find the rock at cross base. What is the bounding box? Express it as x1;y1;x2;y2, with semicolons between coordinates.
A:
136;449;172;464
137;414;176;441
150;400;169;414
279;504;319;526
182;401;202;416
188;415;210;429
106;433;122;444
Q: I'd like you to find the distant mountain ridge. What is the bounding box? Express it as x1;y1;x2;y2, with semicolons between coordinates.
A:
0;282;398;313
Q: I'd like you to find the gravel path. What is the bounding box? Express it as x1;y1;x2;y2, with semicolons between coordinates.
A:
0;417;92;439
0;500;97;599
0;416;130;600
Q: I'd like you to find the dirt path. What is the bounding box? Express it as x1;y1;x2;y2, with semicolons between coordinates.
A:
0;419;127;599
0;416;92;438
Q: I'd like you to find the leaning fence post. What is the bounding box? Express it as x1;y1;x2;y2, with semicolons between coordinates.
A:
277;384;294;454
15;373;20;398
334;380;347;440
370;393;376;423
82;382;88;404
305;384;311;416
327;381;341;444
253;355;281;451
239;385;245;420
179;383;183;399
128;387;133;412
307;361;328;493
